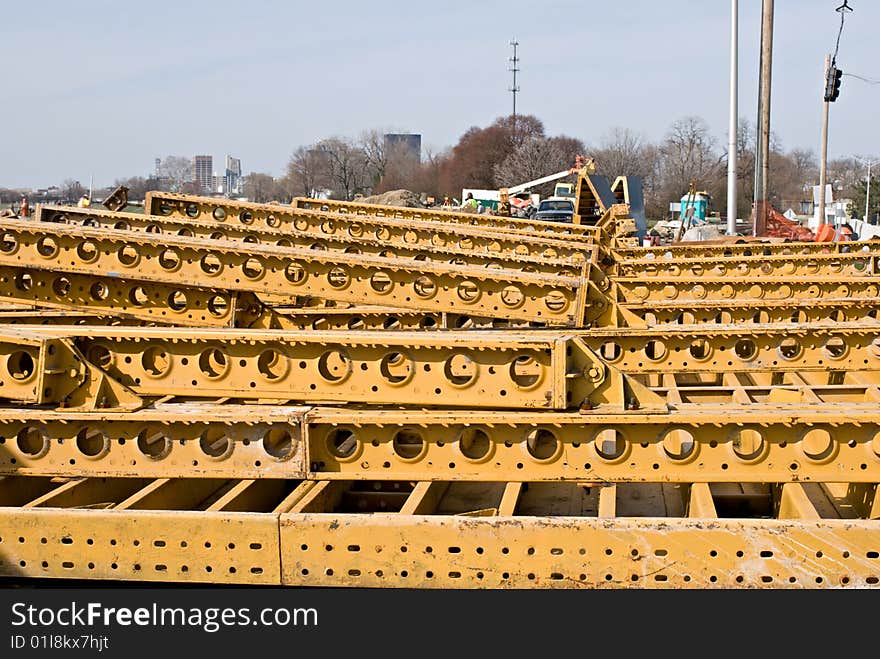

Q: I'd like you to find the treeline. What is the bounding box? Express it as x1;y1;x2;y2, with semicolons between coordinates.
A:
5;113;874;221
248;113;874;220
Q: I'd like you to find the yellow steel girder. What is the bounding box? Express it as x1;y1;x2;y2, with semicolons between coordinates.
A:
100;200;598;262
1;402;878;483
0;218;589;326
0;405;306;478
303;405;880;483
0;263;265;328
37;204;592;276
285;196;601;238
1;476;878;588
4;323;879;411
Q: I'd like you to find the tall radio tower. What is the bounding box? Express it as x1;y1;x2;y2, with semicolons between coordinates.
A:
508;39;520;119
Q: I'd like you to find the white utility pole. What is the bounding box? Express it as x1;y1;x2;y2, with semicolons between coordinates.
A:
727;0;738;235
818;54;831;226
865;160;877;223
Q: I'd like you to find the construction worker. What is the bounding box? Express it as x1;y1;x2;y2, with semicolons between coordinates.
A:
77;194;91;208
19;196;29;218
462;192;478;212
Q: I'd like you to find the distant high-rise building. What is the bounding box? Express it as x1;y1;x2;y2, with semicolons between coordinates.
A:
193;155;213;193
154;158;161;177
383;134;421;162
225;155;242;196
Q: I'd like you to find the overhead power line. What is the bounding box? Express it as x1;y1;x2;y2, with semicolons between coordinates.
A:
843;72;880;85
832;0;853;64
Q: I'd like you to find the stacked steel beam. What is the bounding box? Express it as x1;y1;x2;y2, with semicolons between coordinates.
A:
1;170;879;588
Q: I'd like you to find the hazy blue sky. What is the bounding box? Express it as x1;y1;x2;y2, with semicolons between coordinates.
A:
2;0;877;188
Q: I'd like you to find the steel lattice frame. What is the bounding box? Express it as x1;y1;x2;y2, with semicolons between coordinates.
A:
2;174;880;589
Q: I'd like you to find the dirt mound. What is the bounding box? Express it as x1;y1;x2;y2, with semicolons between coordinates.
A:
356;189;424;208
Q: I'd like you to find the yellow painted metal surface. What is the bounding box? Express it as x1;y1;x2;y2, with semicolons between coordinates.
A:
286;195;600;238
1;475;877;588
280;513;880;589
39;204;590;275
1;507;282;584
1;402;878;482
2;173;880;589
101;200;598;262
0;405;306;478
0;217;589;325
0;263;263;327
0;323;876;411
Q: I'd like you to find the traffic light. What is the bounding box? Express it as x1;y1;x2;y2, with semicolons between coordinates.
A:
824;65;843;102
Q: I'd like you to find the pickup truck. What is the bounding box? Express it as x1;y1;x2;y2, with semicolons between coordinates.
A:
533;197;575;223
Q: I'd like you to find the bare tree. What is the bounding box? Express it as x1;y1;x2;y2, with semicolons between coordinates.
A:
590;128;663;218
359;129;389;186
60;179;85;202
377;144;422;194
243;172;280;203
638;143;667;220
285;146;330;198
592;128;651;179
156;156;192;192
660;117;722;194
316;138;371;200
493;136;583;196
0;188;24;204
827;157;863;200
439;114;546;195
789;148;818;184
494;114;545;149
409;145;451;200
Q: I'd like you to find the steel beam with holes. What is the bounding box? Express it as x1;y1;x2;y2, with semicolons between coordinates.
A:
0;332;67;404
302;405;880;482
0;309;152;326
0;329;141;410
587;320;880;373
150;192;600;240
286;174;617;239
0;475;292;584
0;404;306;478
280;496;880;589
0;263;266;328
2;323;879;410
1;399;879;482
0;326;584;410
614;301;880;327
1;476;878;588
612;276;879;307
615;240;880;264
249;305;880;332
0;218;589;326
65;202;597;265
37;205;592;276
251;307;479;331
614;251;879;283
0;305;500;333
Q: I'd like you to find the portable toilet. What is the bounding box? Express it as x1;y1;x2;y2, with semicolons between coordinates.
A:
679;191;709;223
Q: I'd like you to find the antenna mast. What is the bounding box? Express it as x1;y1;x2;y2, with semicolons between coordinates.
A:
508;39;520;118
